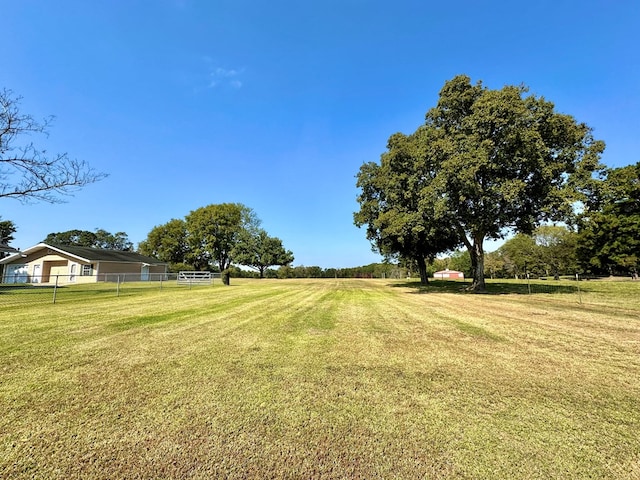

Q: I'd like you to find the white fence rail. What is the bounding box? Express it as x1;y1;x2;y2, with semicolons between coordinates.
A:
177;271;213;286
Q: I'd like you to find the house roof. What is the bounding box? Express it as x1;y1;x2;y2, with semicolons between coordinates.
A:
0;243;19;253
433;269;464;274
0;243;166;265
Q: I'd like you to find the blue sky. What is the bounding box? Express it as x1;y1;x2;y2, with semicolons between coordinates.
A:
2;0;638;267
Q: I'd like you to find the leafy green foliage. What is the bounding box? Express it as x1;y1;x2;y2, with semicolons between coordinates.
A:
356;75;604;290
44;228;133;250
498;234;539;278
139;204;291;282
486;226;578;279
483;251;505;279
355;129;460;284
577;162;640;275
422;75;603;290
534;225;578;279
45;229;96;247
0;218;17;260
185;203;258;273
0;218;16;246
232;229;294;278
138;219;191;268
448;250;472;276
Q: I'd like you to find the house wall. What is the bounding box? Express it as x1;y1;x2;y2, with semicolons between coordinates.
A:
43;260;67;282
149;265;167;276
96;262;167;282
1;252;95;284
2;245;167;284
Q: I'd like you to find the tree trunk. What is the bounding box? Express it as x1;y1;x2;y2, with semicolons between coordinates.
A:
219;256;232;284
468;239;486;292
416;257;429;285
457;226;485;292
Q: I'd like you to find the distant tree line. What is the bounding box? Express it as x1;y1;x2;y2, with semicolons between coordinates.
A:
227;262;409;279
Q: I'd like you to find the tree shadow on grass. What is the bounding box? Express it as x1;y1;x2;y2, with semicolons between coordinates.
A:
392;280;578;295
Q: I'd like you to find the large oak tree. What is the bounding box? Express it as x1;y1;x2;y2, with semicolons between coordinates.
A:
425;76;604;290
356;75;604;291
355;129;459;284
232;228;294;278
185;203;259;278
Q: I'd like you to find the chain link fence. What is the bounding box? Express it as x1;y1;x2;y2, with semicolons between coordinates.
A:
3;274;633;308
0;273;221;306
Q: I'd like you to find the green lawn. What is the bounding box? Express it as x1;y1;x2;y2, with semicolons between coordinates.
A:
1;278;639;479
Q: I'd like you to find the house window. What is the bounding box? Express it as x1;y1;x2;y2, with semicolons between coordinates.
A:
82;264;92;276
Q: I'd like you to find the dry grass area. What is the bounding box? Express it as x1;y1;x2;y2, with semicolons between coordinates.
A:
1;278;639;479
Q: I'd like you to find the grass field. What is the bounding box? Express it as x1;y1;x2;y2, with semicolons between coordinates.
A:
1;278;639;479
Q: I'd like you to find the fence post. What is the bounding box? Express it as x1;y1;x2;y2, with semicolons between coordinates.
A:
53;275;59;304
576;273;582;304
117;275;120;297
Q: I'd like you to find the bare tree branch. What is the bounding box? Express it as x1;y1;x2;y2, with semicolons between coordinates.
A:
0;88;107;203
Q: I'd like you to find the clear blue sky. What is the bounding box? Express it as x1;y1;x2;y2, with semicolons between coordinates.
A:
2;0;638;267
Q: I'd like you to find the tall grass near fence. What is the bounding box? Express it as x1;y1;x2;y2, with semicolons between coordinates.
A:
1;278;639;478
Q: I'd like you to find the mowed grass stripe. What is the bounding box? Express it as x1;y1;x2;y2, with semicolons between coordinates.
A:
327;283;640;478
1;279;639;479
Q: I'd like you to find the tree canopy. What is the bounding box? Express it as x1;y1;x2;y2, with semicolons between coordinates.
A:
139;203;293;284
44;229;133;251
354;129;459;284
185;203;259;278
138;219;190;266
0;218;17;257
0;88;106;203
577;162;640;276
0;218;16;245
534;225;578;279
232;228;294;278
355;75;604;290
